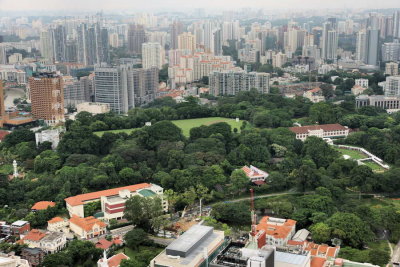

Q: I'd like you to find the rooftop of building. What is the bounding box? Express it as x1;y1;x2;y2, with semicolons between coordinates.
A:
11;220;29;227
23;229;46;241
256;216;296;240
69;216;106;231
95;239;113;250
41;231;64;242
31;201;56;210
48;217;64;224
241;165;269;179
154;225;225;266
289;124;348;134
64;183;151;206
31;72;60;78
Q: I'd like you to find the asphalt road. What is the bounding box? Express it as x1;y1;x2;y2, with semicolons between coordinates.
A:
210;190;309;206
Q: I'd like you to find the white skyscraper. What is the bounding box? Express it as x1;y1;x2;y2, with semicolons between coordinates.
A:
40;31;54;62
321;22;338;61
384;76;400;96
142;42;165;69
178;32;196;53
356;30;367;62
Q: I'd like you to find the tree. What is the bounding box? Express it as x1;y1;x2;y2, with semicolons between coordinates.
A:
34;150;62;173
229;169;249;195
326;212;373;248
124;228;149;250
211;202;251;225
120;259;147;267
3;129;35;148
368;248;390;265
124;196;163;232
310;222;331;243
320;83;334;99
302;136;339;168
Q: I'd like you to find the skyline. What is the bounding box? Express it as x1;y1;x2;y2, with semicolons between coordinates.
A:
0;0;400;13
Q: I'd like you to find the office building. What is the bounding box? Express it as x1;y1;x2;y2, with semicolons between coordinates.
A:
386;62;399;75
178;32;196;53
76;23;110;65
356;30;367;62
0;45;6;64
384;76;400;96
40;31;54;62
365;29;380;66
127;24;146;55
213;28;223;56
382;41;400;62
63;75;93;106
29;73;65;125
150;225;226;267
321;22;338;61
142;42;164;69
52;25;67;62
394;11;400;38
272;52;287;68
94;64;158;113
170;21;184;50
209;70;270;96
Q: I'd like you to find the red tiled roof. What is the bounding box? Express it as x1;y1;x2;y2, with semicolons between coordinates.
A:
253;180;266;185
289;124;347;134
31;201;56;210
48;217;64;224
241;165;269;178
23;229;46;241
256;216;296;239
108;253;129;267
69;216;106;232
0;130;10;141
65;183;151;206
95;239;113;250
311;257;326;267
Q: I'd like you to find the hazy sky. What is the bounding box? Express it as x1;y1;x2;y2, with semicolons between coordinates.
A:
0;0;399;12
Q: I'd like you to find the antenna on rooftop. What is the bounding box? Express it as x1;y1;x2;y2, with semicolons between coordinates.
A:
250;188;257;237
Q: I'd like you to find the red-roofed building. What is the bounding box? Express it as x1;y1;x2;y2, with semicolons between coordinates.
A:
256;216;296;247
241;165;269;184
311;257;327;267
287;240;340;261
47;217;68;232
97;252;129;267
95;239;113;250
0;130;10;142
31;201;56;212
64;183;153;217
289;124;349;141
303;87;325;103
22;229;66;253
69;216;107;239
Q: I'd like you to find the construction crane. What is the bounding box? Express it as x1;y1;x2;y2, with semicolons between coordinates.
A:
250;188;257;237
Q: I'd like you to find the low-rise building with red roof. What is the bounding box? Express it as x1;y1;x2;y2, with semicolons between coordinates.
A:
289;124;349;141
95;239;113;250
256;216;296;247
97;252;129;267
241;165;269;185
69;215;107;239
64;183;147;217
47;217;69;232
31;201;56;212
22;229;66;253
287;240;339;261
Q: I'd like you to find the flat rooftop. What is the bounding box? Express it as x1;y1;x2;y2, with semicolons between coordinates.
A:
153;226;225;267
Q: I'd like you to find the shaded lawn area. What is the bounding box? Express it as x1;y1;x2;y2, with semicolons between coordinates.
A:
94;117;246;137
334;148;367;160
116;245;163;261
171;117;245;137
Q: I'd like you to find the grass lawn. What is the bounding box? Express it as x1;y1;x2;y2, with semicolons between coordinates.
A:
334;148;367;160
94;117;246;137
94;128;139;137
171;117;245;136
116;245;163;260
362;161;386;172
